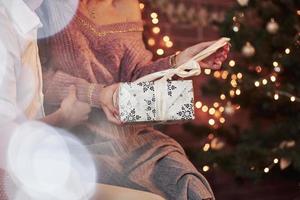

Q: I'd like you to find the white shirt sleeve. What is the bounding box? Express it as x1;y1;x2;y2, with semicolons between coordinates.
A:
0;40;18;122
0;40;18;170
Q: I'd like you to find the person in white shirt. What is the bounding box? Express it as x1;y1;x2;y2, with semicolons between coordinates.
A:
0;0;164;199
0;0;92;198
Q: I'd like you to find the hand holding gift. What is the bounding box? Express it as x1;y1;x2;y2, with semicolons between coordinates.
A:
101;38;230;124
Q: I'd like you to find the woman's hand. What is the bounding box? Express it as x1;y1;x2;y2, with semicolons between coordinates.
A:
59;86;92;128
99;83;121;125
176;41;230;70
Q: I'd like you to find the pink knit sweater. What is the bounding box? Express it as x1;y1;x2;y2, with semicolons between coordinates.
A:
43;11;171;107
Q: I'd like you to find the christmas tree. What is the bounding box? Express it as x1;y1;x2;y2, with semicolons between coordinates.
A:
141;0;300;180
191;0;300;179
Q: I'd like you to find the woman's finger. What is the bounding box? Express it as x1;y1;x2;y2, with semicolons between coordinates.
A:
103;106;122;125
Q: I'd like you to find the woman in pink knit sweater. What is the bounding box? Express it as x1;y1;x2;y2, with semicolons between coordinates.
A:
39;0;229;199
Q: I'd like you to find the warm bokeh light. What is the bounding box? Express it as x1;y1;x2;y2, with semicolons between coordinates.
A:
148;38;155;46
156;48;164;55
195;101;203;109
152;27;160;34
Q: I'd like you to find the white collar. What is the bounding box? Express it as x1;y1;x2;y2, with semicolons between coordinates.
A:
1;0;42;35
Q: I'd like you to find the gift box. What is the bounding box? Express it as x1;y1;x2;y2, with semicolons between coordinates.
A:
116;37;230;123
118;80;195;123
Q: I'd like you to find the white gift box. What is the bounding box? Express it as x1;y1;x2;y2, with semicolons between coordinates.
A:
116;37;230;123
118;80;195;122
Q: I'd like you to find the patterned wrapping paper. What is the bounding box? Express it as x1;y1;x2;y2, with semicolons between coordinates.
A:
118;80;195;123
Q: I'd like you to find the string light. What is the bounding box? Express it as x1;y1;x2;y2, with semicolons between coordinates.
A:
150;12;158;19
214;71;221;78
152;27;160;34
163;36;170;42
219;107;225;112
254;81;260;87
208;119;215;126
274;93;279;100
148;38;155;46
213;102;220;108
202;105;209;112
233;25;240;32
156;48;164;55
195;101;202;108
273;61;279;67
290;96;296;102
274;66;281;72
229;60;236;67
165;41;173;48
204;69;212;75
236;89;241;95
139;3;145;10
209;108;216;115
152;18;159;24
220;94;226;100
285;48;290;54
203;143;210;152
203;165;210;172
273;158;279;164
219;117;225;124
270;75;276;82
237;73;243;79
262;79;268;85
264;167;270;173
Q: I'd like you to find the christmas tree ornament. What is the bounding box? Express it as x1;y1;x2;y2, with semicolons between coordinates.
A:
237;0;249;7
280;158;292;170
242;42;255;57
266;18;279;34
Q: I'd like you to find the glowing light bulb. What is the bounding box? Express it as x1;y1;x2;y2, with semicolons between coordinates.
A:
229;60;236;67
139;3;145;10
214;71;221;78
285;48;290;54
236;89;241;95
156;49;164;55
270;76;276;82
151;12;158;19
262;79;268;85
166;41;173;48
254;81;260;87
219;107;225;112
233;25;239;32
209;108;216;115
273;158;279;164
220;117;225;124
202;106;208;112
274;94;279;100
195;101;202;109
264;167;270;173
208;119;215;126
203;165;210;172
152;27;160;34
148;38;155;46
204;69;211;75
163;36;170;42
203;143;210;152
213;102;220;108
237;73;243;79
220;94;226;100
152;18;159;24
290;96;296;102
273;61;279;67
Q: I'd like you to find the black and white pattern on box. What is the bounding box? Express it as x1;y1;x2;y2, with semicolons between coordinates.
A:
119;80;195;122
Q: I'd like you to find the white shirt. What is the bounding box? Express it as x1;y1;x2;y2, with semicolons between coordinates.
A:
0;0;44;169
0;0;44;122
